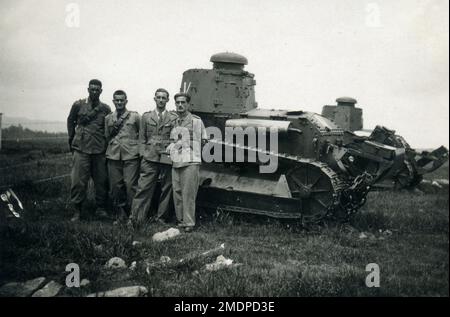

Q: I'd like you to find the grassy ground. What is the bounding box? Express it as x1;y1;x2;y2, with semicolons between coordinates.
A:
0;150;448;297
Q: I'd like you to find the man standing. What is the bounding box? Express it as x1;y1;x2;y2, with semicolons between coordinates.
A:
167;92;207;232
129;88;178;227
67;79;111;221
105;90;140;222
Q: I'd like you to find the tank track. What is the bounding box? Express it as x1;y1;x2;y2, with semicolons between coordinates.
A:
209;139;370;224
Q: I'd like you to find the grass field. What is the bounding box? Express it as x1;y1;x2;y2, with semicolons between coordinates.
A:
0;144;448;297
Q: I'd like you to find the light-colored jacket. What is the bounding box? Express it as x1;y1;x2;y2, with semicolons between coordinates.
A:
168;112;207;168
105;110;140;161
140;110;178;163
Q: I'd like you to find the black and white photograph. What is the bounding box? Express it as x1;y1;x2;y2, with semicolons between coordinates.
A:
0;0;448;304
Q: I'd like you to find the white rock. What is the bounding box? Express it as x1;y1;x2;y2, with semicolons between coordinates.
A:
32;281;63;297
80;279;90;287
159;256;171;263
129;261;137;270
359;232;368;239
0;277;46;297
205;255;234;271
105;257;127;269
132;241;142;247
152;228;180;242
87;286;148;297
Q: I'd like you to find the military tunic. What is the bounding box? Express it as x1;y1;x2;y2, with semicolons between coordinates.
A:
168;112;207;228
130;109;178;224
105;110;141;213
67;98;111;210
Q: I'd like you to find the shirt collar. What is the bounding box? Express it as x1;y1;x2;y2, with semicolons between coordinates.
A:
156;109;167;117
178;112;191;124
113;110;129;121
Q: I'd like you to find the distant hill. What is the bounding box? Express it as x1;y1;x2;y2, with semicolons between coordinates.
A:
1;116;66;133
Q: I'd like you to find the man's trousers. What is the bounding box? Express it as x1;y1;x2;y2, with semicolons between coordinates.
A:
70;150;108;209
172;164;200;227
130;159;173;224
107;158;140;213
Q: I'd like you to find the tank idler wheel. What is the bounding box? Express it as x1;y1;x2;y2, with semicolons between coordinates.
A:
286;165;337;223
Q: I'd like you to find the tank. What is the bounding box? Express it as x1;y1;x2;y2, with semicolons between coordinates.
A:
321;98;449;189
179;52;407;224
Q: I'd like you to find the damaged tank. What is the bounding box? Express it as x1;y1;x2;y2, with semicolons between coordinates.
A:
178;52;408;224
322;97;449;189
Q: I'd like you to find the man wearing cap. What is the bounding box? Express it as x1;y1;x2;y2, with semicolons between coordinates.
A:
67;79;111;221
105;90;140;222
128;88;178;227
167;92;207;232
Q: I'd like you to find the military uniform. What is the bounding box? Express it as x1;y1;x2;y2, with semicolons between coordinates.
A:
168;112;207;228
129;109;178;224
67;97;111;211
105;110;141;215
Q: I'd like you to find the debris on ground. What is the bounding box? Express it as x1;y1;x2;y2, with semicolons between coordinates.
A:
145;244;226;274
383;229;393;236
129;261;137;271
87;286;148;297
160;256;171;263
132;240;142;247
434;179;449;186
417;179;449;194
360;229;393;241
80;279;90;287
204;255;240;271
105;257;127;269
432;181;442;188
0;188;24;218
152;228;180;242
0;277;46;297
31;280;63;297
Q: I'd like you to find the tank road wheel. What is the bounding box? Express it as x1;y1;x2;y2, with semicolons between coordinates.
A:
286;164;339;223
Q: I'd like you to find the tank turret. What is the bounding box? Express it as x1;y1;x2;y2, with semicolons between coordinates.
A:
322;97;363;132
181;52;257;131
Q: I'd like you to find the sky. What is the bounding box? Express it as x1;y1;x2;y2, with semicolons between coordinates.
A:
0;0;448;148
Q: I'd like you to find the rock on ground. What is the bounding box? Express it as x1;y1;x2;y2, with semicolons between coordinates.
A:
0;277;46;297
80;279;90;287
205;255;235;271
87;286;148;297
160;256;171;263
31;281;63;297
105;257;127;269
152;228;180;242
129;261;137;271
